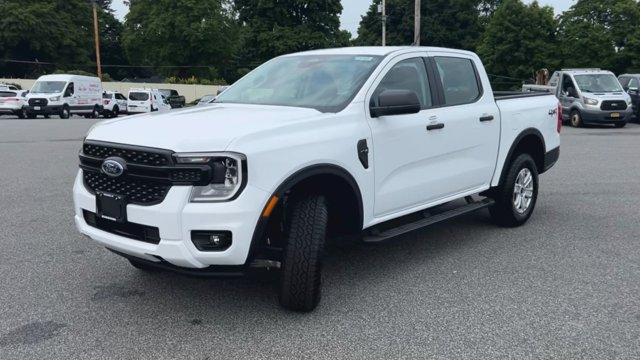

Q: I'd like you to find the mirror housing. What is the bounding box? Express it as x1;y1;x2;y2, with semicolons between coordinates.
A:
370;90;421;118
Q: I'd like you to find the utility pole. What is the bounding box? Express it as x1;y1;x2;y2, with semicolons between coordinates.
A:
92;1;102;79
378;0;387;46
414;0;421;46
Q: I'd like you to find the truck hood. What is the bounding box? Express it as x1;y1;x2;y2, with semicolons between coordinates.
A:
582;92;631;102
86;103;324;152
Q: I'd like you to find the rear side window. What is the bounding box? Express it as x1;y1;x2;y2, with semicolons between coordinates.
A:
434;57;481;106
373;57;432;108
129;92;149;101
0;91;16;97
102;93;113;99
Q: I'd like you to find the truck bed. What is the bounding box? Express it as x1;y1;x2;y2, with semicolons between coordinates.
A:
493;91;554;100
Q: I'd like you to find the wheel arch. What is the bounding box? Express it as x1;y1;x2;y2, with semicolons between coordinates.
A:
498;128;546;187
247;164;364;262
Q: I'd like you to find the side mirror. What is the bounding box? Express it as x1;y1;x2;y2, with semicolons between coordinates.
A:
370;90;421;118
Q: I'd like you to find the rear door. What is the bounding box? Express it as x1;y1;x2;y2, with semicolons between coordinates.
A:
425;51;501;195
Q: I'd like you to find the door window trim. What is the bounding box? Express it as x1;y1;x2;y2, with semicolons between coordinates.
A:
427;56;484;107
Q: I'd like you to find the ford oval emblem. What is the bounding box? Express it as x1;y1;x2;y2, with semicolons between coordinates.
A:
101;157;126;177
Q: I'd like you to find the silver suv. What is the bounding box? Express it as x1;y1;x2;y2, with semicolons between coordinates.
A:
524;69;631;128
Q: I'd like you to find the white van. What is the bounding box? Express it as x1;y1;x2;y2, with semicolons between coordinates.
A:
25;74;103;119
127;88;171;114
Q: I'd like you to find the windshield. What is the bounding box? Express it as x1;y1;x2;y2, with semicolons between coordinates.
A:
574;74;623;93
215;54;383;112
31;81;66;94
199;95;215;103
129;92;149;101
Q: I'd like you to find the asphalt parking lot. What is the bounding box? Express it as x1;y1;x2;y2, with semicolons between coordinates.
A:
1;115;639;359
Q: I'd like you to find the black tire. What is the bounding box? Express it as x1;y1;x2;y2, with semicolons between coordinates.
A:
128;259;161;272
614;121;627;128
279;195;328;312
44;114;50;119
16;108;26;119
59;106;70;119
90;106;99;118
26;111;35;119
112;105;119;117
569;110;583;127
489;153;539;227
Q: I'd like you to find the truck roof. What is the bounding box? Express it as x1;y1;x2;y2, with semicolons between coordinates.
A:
558;69;613;76
36;74;101;82
286;46;477;58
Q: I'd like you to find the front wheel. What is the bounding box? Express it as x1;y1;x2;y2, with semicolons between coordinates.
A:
59;106;70;119
570;110;583;127
16;108;27;119
279;195;328;312
489;153;539;227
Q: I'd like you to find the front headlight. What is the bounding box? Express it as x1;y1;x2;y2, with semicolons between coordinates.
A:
174;152;246;202
583;97;598;105
50;96;60;102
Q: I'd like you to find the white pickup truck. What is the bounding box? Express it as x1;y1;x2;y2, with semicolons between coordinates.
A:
73;47;560;312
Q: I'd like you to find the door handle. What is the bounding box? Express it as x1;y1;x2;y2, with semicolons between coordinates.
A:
426;123;444;131
479;115;494;122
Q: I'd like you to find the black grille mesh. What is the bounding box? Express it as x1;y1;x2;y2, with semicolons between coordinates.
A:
28;98;48;106
600;100;627;111
84;171;171;205
83;143;171;166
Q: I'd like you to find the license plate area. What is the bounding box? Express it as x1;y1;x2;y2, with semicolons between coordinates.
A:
610;112;620;118
34;106;41;110
96;192;127;223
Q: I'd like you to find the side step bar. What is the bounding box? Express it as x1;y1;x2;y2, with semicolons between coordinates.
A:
363;198;495;243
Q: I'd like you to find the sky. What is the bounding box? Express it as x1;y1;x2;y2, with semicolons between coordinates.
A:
112;0;575;37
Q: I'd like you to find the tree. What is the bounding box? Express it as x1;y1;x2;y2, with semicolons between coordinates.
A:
476;0;559;89
0;0;95;77
558;0;640;74
234;0;351;72
354;0;483;51
122;0;240;80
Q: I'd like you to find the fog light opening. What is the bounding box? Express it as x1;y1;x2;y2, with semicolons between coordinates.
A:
191;231;232;251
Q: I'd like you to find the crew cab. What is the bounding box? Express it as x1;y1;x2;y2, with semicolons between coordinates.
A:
73;47;560;312
523;69;631;128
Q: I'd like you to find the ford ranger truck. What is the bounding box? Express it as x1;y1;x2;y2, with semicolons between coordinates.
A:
73;47;561;312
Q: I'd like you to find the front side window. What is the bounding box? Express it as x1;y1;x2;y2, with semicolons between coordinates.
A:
434;57;481;106
215;54;383;112
64;82;74;97
574;74;623;93
102;93;113;99
372;57;432;108
561;75;576;96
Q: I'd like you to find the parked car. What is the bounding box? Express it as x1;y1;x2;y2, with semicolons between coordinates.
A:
101;91;128;118
127;88;170;114
0;89;29;118
617;74;640;122
24;74;103;119
158;89;185;108
523;69;631;128
0;83;21;91
196;94;215;106
73;46;560;312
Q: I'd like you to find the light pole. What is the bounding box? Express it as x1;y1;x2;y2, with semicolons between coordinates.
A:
92;0;102;79
378;0;387;46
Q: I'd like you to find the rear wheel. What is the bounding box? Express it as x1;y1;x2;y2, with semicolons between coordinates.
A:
278;195;328;312
16;108;27;119
112;105;119;117
90;106;99;118
570;110;583;127
489;153;539;227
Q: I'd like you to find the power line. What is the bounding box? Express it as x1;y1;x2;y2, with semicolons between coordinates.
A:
1;59;216;69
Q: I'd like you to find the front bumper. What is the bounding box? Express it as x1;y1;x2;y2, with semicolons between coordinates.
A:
25;105;62;115
580;108;632;124
72;170;270;269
